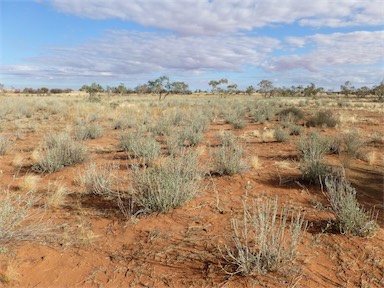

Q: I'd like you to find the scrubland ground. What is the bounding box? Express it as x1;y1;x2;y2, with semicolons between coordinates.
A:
0;92;383;287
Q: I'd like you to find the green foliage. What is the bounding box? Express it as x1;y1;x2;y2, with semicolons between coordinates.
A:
120;131;160;164
131;151;201;214
75;123;103;140
212;140;244;175
221;195;307;275
325;173;377;237
278;107;304;122
258;80;273;98
274;126;289;142
342;130;364;157
307;110;338;128
80;82;104;98
297;132;331;184
33;133;88;173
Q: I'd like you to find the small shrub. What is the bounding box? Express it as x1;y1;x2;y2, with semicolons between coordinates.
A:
325;173;377;236
278;107;304;122
297;132;330;183
179;127;204;146
46;181;68;209
342;130;364;157
221;195;307;275
288;124;303;136
218;131;236;147
0;136;11;155
120;131;160;164
307;110;338;128
0;191;53;250
274;126;289;142
131;151;201;214
212;142;245;175
33;133;88;173
80;163;115;196
75;123;103;140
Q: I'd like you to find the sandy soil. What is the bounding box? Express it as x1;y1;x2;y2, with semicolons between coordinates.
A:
0;93;383;287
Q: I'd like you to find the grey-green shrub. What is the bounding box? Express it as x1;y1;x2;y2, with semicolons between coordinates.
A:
307;110;338;128
75;123;103;140
33;133;88;173
297;132;330;183
274;126;289;142
120;131;160;164
0;190;53;250
342;130;364;157
81;163;115;196
212;141;244;175
325;173;377;236
0;136;11;155
131;151;201;213
222;197;307;275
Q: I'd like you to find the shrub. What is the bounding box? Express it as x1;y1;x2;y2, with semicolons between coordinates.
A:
278;107;304;122
131;151;201;214
342;130;364;157
221;195;307;275
274;127;289;142
218;131;236;147
120;131;160;164
33;133;88;173
297;132;330;183
179;126;204;146
324;173;377;236
288;124;303;136
80;163;116;196
307;110;338;128
0;136;11;155
0;190;53;250
212;141;245;175
75;123;103;140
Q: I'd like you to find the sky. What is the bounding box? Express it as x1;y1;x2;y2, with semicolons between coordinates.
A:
0;0;383;91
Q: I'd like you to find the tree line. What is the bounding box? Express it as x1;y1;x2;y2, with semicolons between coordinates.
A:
1;78;383;101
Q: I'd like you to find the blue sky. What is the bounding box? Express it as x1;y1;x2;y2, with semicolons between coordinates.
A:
1;0;383;90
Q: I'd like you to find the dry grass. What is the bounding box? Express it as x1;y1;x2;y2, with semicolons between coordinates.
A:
46;181;68;209
19;174;40;193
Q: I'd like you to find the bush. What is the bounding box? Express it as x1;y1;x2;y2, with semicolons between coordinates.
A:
342;130;364;157
80;163;116;196
33;133;88;173
212;141;245;175
274;126;289;142
75;123;103;140
0;136;11;155
325;173;377;236
297;132;331;183
221;196;307;275
0;191;53;251
120;131;160;164
131;151;201;213
288;124;304;136
278;107;304;122
307;110;338;128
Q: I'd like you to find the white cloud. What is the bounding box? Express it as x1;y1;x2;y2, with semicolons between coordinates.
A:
268;30;384;72
1;31;279;81
45;0;383;34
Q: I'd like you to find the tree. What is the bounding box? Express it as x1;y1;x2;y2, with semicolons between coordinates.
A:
135;84;150;94
80;83;104;98
208;78;228;97
147;75;171;100
114;83;128;95
355;86;369;98
303;83;322;97
226;83;238;95
372;81;384;101
171;81;189;94
340;81;355;98
245;85;255;96
258;80;273;98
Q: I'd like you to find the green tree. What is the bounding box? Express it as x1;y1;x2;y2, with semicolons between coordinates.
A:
258;80;273;98
147;75;171;100
340;81;355;98
245;85;255;96
303;83;322;97
80;83;104;98
372;81;384;101
171;81;189;94
226;83;238;95
208;78;228;97
355;86;369;98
